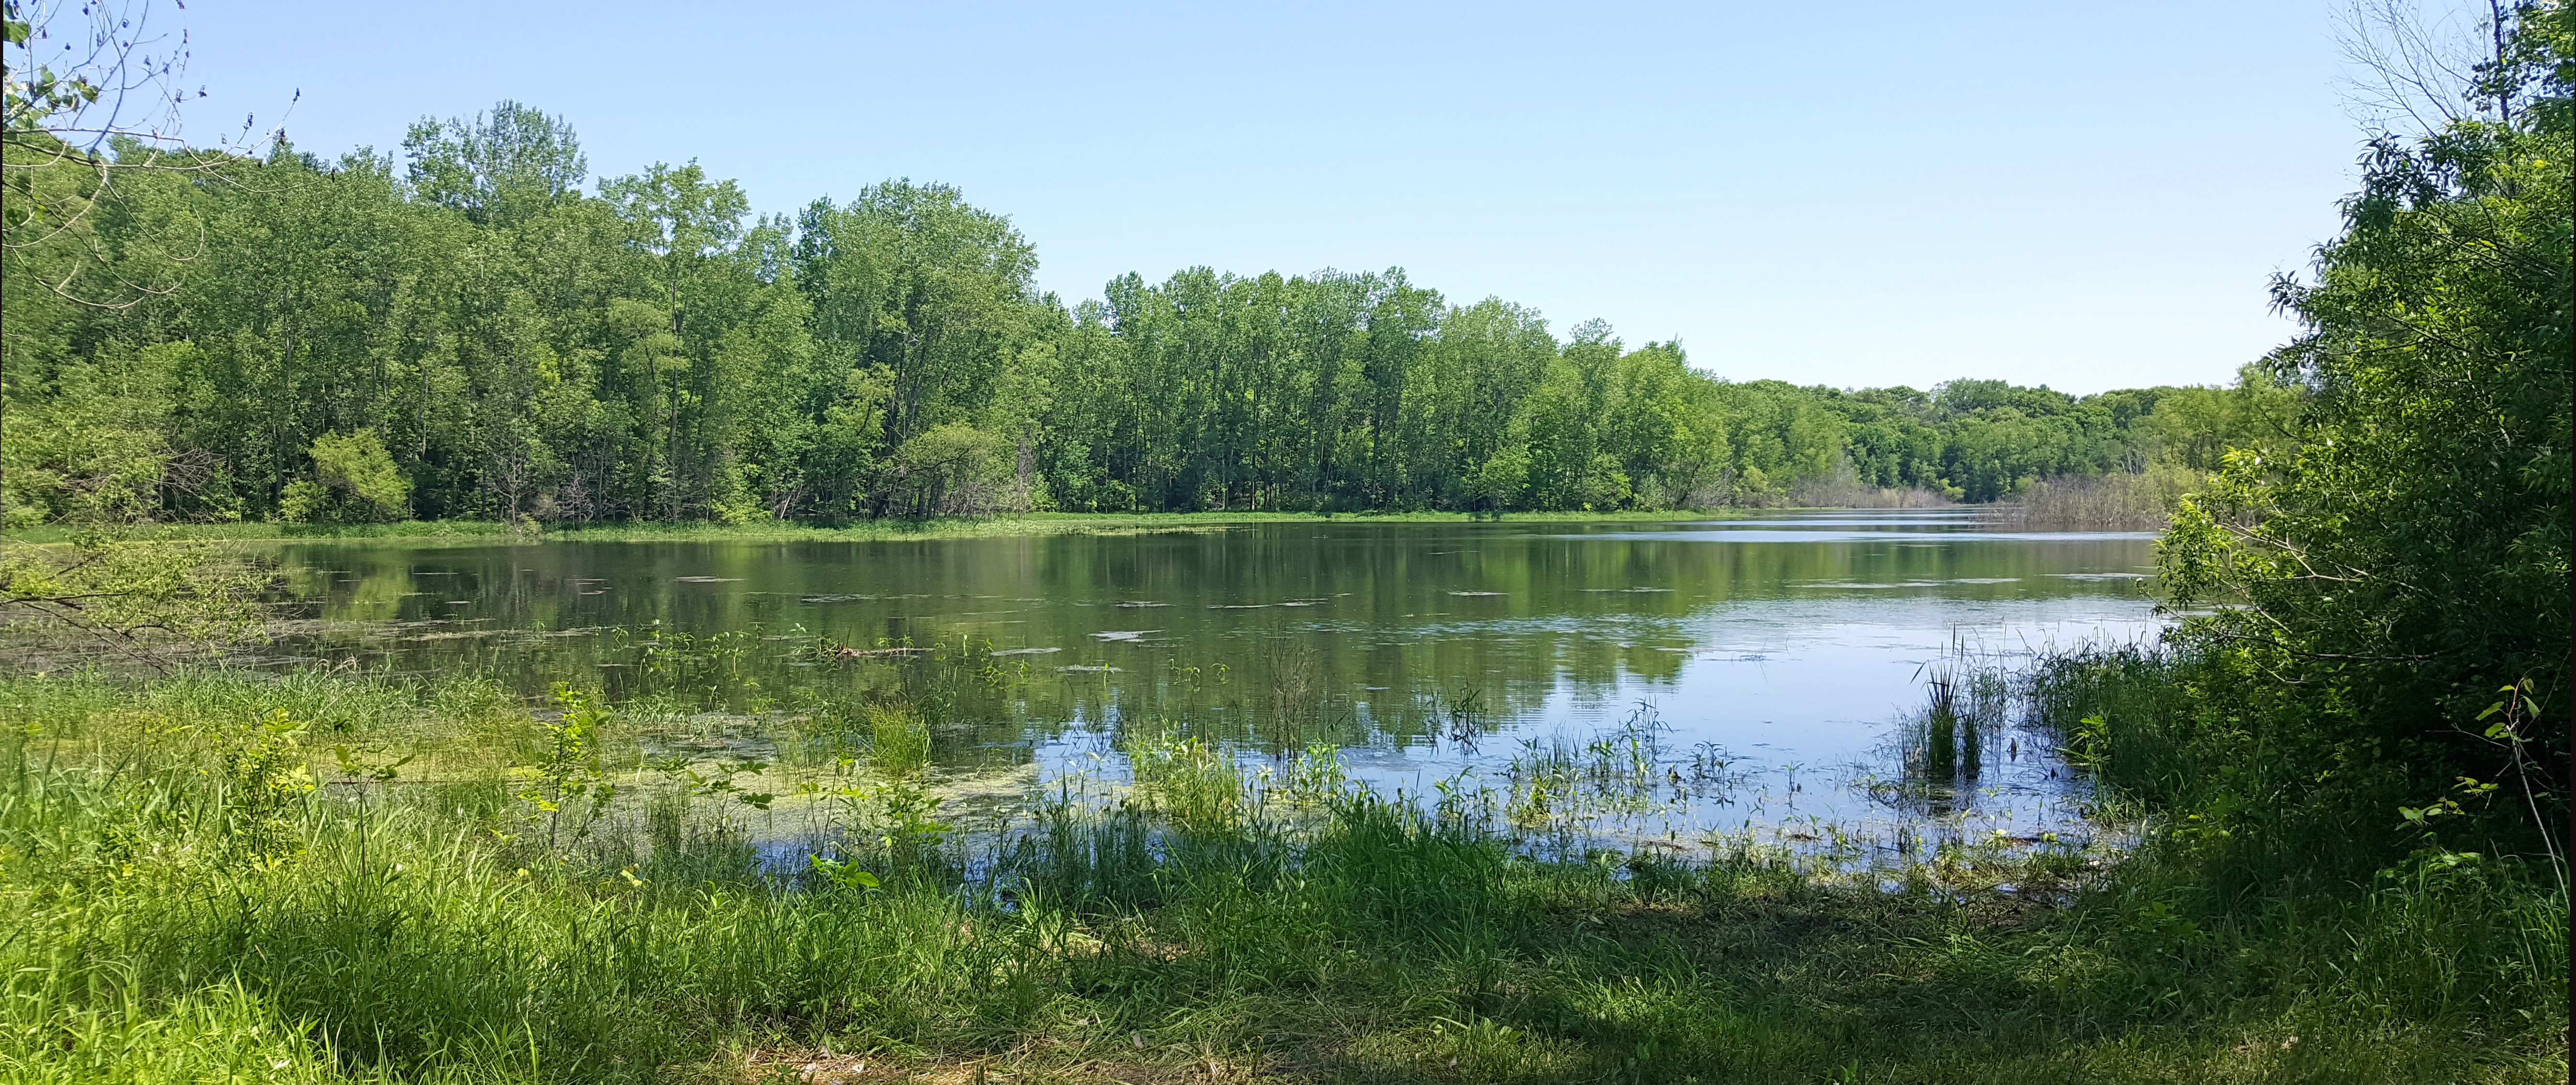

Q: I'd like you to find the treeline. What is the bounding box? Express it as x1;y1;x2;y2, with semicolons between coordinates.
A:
2;105;2289;525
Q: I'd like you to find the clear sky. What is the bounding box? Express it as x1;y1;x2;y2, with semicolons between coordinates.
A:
168;1;2379;394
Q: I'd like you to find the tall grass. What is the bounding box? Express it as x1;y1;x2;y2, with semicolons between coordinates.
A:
2023;642;2568;1037
1992;465;2200;530
1785;458;1955;509
0;668;2561;1083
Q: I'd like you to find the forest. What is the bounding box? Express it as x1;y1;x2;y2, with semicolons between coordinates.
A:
0;105;2292;526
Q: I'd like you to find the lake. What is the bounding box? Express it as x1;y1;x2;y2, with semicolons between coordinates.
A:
267;510;2162;861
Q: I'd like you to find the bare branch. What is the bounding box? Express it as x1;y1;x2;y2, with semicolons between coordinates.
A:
2333;0;2488;137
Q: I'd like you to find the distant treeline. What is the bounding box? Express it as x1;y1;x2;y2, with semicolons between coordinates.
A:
1;105;2292;525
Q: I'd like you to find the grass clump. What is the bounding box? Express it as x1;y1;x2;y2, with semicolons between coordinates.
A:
863;701;933;776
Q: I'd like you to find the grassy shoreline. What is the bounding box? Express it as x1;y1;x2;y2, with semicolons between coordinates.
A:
5;509;1772;547
0;660;2559;1084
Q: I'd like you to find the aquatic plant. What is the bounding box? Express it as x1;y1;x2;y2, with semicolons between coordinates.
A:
0;663;2557;1083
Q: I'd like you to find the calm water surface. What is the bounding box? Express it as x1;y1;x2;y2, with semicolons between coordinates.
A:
271;511;2161;857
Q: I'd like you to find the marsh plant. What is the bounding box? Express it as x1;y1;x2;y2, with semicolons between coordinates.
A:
1124;730;1247;835
509;684;618;849
1270;738;1352;807
1502;703;1678;835
863;701;932;775
215;709;318;866
0;667;2561;1084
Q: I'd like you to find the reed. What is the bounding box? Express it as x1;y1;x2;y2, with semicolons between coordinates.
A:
1990;465;2199;530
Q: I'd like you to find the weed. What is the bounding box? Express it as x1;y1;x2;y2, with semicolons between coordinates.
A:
216;709;315;866
510;684;617;849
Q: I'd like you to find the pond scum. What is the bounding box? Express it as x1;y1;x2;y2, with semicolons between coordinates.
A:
0;637;2561;1083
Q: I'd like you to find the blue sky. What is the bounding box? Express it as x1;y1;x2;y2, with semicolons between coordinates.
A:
172;1;2377;394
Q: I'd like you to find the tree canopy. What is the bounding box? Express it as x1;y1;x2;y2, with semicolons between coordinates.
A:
3;109;2289;526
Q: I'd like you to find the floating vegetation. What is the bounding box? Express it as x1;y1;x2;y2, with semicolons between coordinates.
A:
836;646;933;658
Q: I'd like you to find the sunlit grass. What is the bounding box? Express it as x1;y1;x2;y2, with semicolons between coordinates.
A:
0;667;2559;1084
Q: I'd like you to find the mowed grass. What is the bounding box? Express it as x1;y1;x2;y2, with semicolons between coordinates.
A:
0;670;2561;1084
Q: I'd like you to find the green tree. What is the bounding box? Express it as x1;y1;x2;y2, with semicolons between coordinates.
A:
2143;366;2300;472
281;428;409;522
794;181;1038;514
403;100;588;227
601;161;749;519
2161;0;2570;861
0;340;192;525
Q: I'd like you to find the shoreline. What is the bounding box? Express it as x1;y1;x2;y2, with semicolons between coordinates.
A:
6;508;1812;546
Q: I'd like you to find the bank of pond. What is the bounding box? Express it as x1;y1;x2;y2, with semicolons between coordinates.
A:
0;515;2561;1083
0;646;2560;1085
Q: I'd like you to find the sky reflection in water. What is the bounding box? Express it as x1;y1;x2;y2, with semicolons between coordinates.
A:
271;510;2163;862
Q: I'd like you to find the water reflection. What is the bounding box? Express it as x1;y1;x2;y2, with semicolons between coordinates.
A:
265;510;2162;861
